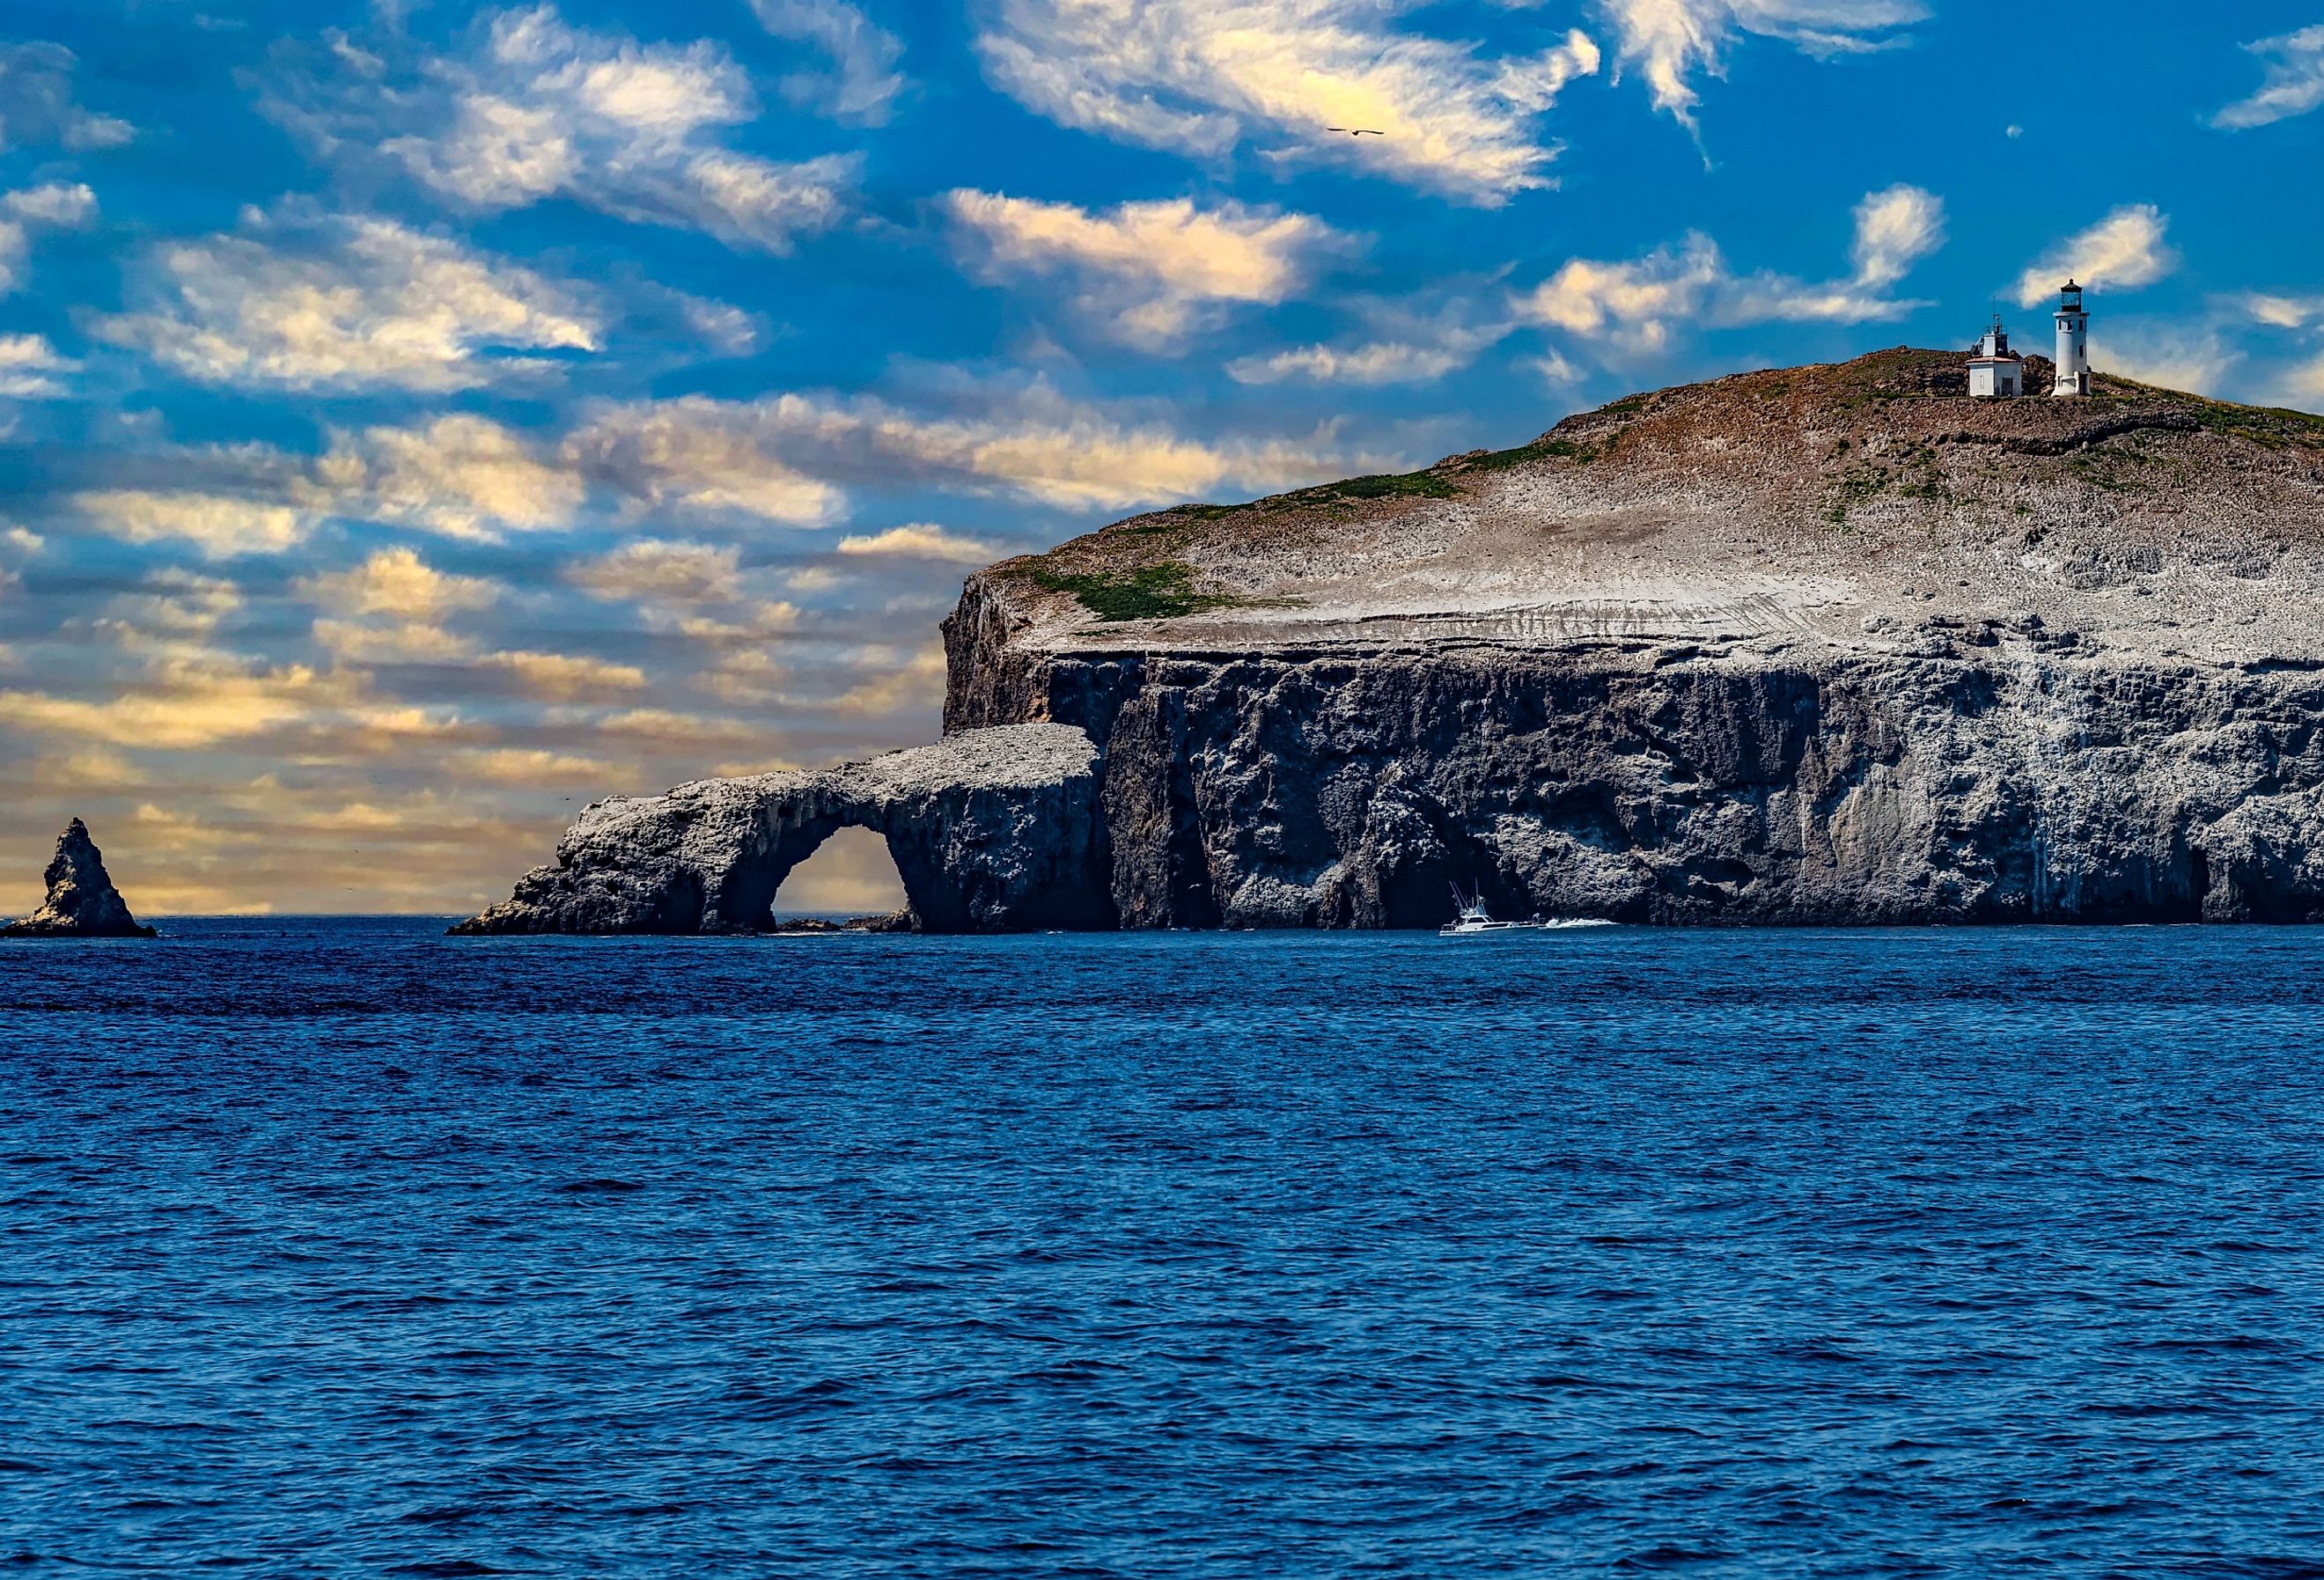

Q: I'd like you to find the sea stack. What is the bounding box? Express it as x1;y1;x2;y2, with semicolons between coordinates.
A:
3;819;158;938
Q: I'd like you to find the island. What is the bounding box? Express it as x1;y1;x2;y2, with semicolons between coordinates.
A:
459;345;2324;934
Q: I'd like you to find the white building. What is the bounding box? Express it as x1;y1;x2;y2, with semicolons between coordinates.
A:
2053;280;2091;397
1968;317;2024;399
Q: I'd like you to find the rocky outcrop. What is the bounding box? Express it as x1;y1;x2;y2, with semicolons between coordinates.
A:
475;349;2324;931
4;819;158;938
942;638;2324;926
454;724;1110;935
938;350;2324;927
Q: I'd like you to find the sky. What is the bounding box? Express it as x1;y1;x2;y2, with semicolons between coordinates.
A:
1;0;2320;917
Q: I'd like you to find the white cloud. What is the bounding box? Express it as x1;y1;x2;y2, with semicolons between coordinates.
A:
2012;205;2175;308
946;190;1345;349
2092;320;2243;397
374;5;857;252
0;181;96;296
974;0;1600;205
1228;290;1513;386
751;0;907;124
836;524;998;562
1849;183;1944;290
2213;25;2324;129
1594;0;1923;129
94;214;600;392
75;490;312;558
1519;185;1943;353
2246;294;2324;330
0;333;77;399
569;539;744;605
300;547;502;622
486;650;648;699
570;383;1372;512
565;401;847;524
328;415;585;539
1516;233;1726;351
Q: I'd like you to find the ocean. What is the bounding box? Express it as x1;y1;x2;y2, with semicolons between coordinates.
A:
4;919;2321;1577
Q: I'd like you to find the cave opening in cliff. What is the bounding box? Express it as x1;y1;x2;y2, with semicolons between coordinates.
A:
772;825;908;922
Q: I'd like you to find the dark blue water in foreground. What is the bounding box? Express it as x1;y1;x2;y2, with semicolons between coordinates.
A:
4;921;2323;1578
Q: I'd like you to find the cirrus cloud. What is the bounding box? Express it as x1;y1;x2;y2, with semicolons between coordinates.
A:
2011;205;2176;308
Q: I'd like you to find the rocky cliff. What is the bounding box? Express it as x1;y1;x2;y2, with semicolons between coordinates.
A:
469;349;2324;932
944;351;2324;926
4;819;157;938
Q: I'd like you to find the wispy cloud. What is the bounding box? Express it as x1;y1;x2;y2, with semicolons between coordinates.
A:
1593;0;1923;129
946;191;1346;349
93;212;599;392
0;43;134;151
570;381;1377;513
2212;25;2324;129
975;0;1600;205
273;5;858;254
1517;185;1943;354
750;0;907;125
0;334;78;399
2012;205;2175;308
0;181;97;296
1228;284;1515;386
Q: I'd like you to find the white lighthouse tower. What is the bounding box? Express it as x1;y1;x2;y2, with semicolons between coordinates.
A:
2052;280;2091;397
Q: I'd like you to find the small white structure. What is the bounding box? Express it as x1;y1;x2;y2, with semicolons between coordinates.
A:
2053;280;2091;397
1968;317;2024;399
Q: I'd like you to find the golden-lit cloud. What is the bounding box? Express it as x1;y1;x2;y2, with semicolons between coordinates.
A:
974;0;1600;204
74;489;311;558
486;649;649;700
2013;206;2176;309
835;523;997;563
946;191;1346;348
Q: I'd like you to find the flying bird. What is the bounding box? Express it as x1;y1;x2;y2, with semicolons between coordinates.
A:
1327;127;1384;136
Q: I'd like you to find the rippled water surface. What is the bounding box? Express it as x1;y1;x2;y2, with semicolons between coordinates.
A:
4;920;2323;1577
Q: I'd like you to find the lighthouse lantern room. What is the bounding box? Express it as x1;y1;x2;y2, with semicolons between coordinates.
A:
2053;280;2091;397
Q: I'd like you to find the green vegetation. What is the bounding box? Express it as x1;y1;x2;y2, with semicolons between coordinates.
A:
1024;561;1233;622
1313;469;1460;502
1467;435;1603;472
2184;398;2324;449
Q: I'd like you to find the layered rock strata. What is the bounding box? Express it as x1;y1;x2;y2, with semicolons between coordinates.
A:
4;819;158;938
454;724;1107;934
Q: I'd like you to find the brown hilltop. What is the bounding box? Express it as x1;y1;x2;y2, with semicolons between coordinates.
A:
962;348;2324;682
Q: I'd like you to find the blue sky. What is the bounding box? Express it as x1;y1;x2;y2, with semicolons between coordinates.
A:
2;0;2320;914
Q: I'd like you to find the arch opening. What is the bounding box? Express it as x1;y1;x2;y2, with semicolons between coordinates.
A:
771;824;908;925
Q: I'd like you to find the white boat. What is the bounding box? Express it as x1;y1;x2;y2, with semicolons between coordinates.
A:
1439;884;1614;936
1440;886;1542;935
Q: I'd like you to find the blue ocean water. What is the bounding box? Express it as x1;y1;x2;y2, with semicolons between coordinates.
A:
4;920;2322;1578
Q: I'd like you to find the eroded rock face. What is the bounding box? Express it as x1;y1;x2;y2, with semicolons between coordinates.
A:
933;350;2324;927
947;640;2324;926
453;724;1111;935
4;819;158;938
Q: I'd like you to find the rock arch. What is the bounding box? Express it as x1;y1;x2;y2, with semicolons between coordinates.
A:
454;725;1114;935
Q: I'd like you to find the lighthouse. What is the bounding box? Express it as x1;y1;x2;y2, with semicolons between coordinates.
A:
2053;280;2091;398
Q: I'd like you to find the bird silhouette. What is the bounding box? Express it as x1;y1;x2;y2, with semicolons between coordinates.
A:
1327;127;1384;136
